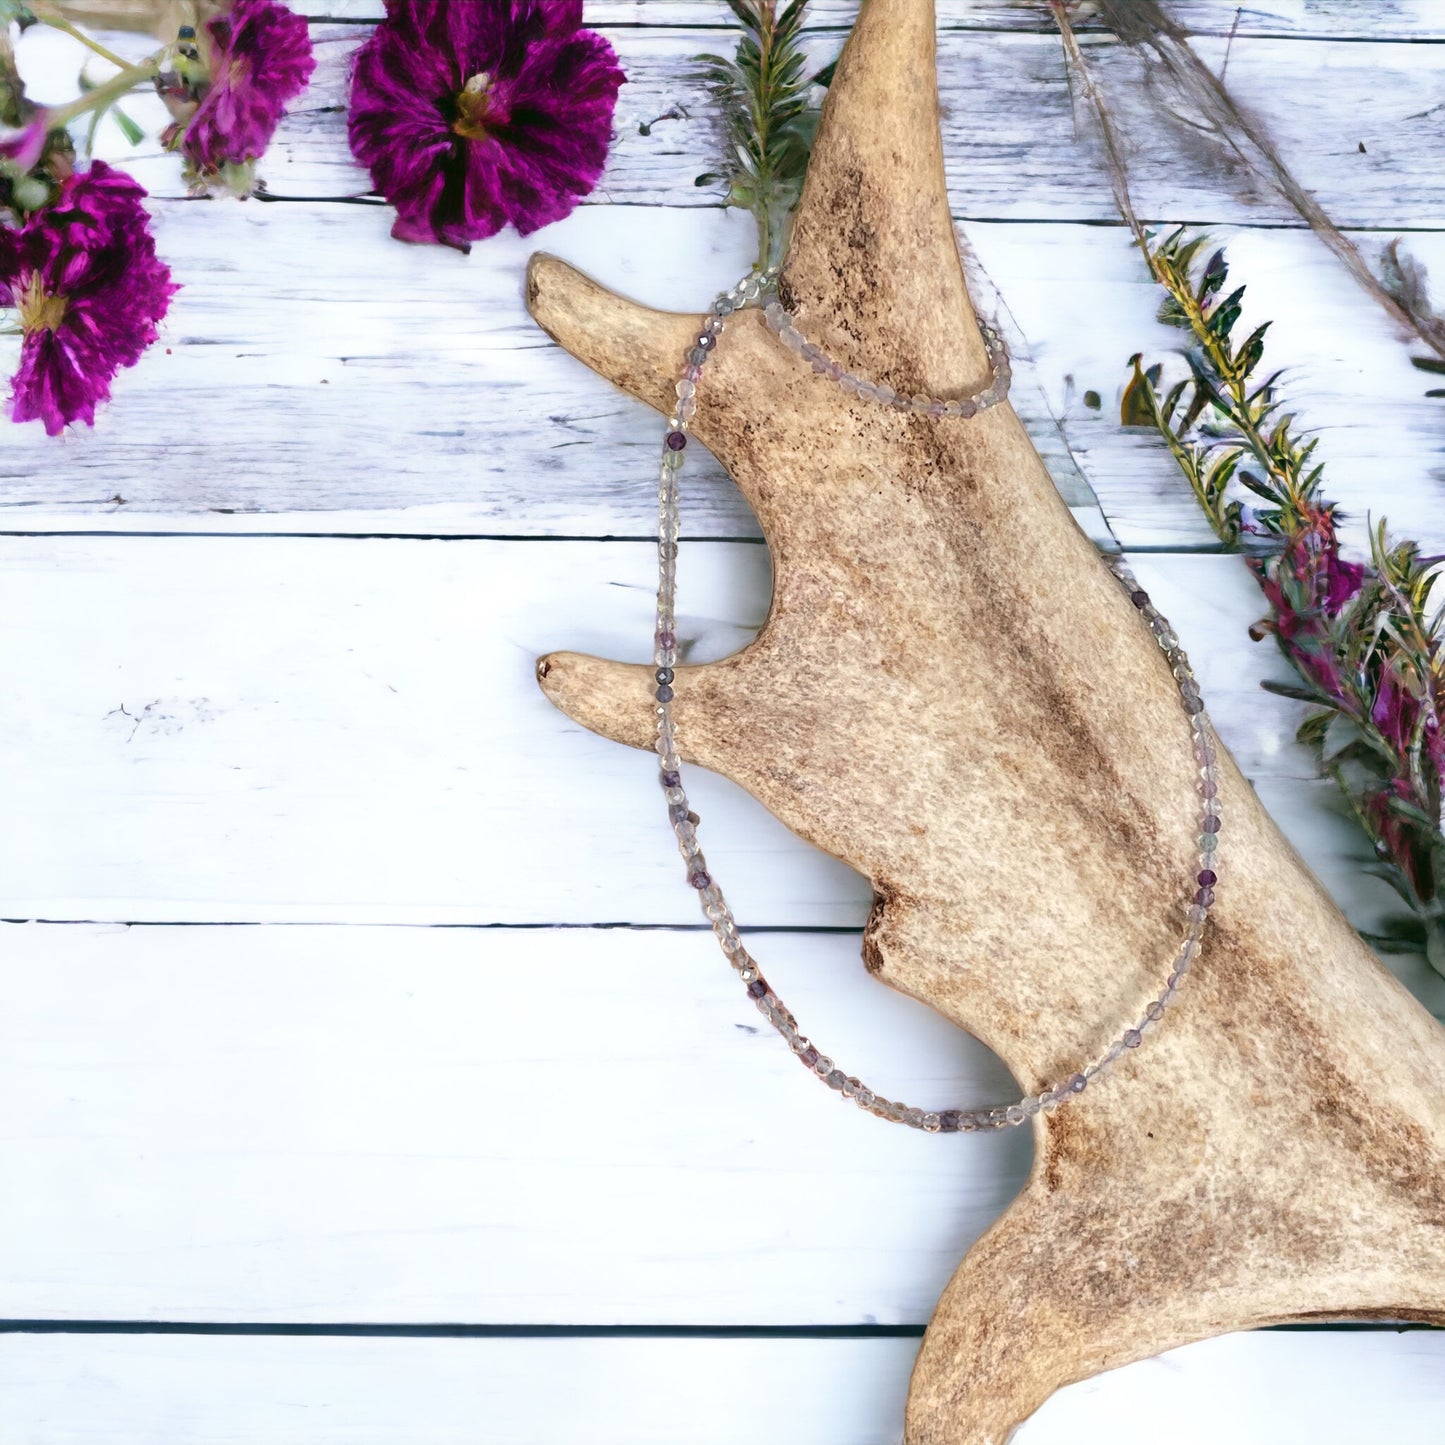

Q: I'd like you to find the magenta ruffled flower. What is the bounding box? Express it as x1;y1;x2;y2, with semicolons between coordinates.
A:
348;0;625;251
0;160;177;434
182;0;315;184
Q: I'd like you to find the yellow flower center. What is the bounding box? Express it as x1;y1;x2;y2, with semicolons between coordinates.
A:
17;272;66;335
453;71;497;140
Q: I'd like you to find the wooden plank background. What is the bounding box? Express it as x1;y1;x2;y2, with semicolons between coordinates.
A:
3;2;1444;1440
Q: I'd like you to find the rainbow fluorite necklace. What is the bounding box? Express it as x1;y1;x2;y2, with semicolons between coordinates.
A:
649;268;1221;1133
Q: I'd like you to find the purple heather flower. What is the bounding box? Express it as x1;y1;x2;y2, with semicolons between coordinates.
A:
0;160;177;435
348;0;625;251
181;0;316;185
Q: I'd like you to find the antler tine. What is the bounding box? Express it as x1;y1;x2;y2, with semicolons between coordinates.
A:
525;253;705;416
783;0;987;394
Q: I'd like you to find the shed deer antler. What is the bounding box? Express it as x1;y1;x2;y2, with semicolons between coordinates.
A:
528;1;1445;1438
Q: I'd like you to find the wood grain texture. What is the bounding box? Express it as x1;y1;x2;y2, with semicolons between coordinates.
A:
3;537;1442;944
320;0;1445;41
6;1330;1445;1445
2;205;1441;549
40;19;1445;224
529;2;1445;1439
0;922;1028;1323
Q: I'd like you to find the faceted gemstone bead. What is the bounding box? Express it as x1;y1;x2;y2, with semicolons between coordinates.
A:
1005;1105;1025;1125
666;431;687;451
826;1069;847;1090
1146;1001;1166;1022
1068;1073;1088;1093
660;770;680;789
958;399;978;418
938;1110;961;1132
1195;886;1215;906
747;978;768;999
800;1046;819;1067
655;667;675;685
875;384;896;405
687;348;707;368
689;870;711;889
1197;868;1217;886
921;1112;942;1132
656;684;674;703
1202;814;1221;833
1123;1030;1143;1049
1130;590;1150;608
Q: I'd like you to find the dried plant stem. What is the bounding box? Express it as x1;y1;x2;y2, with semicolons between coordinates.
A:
1057;0;1445;364
1049;1;1148;254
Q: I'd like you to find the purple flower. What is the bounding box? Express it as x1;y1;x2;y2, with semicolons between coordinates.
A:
348;0;625;251
0;116;48;174
1253;503;1365;699
182;0;316;185
0;161;177;435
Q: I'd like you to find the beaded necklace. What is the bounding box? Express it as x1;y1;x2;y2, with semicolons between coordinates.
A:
651;268;1221;1133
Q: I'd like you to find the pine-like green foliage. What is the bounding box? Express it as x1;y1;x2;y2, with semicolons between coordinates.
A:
694;1;834;270
1127;231;1445;973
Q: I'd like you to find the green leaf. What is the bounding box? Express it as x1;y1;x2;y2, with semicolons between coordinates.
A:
1120;354;1158;427
1198;247;1228;297
693;0;837;269
1383;793;1438;829
1260;678;1327;704
110;104;145;147
1361;863;1426;909
1321;713;1364;764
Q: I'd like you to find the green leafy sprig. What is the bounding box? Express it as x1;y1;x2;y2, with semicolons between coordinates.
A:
1126;231;1445;972
693;0;835;271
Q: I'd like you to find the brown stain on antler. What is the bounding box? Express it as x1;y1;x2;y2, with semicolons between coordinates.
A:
528;0;1445;1438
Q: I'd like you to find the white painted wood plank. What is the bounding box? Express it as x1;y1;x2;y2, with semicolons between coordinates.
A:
42;19;1445;221
0;203;777;539
965;222;1445;557
0;921;1030;1323
215;30;1445;224
2;917;1437;1323
322;0;1445;41
2;1331;1443;1444
4;206;1442;552
1;536;1441;945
